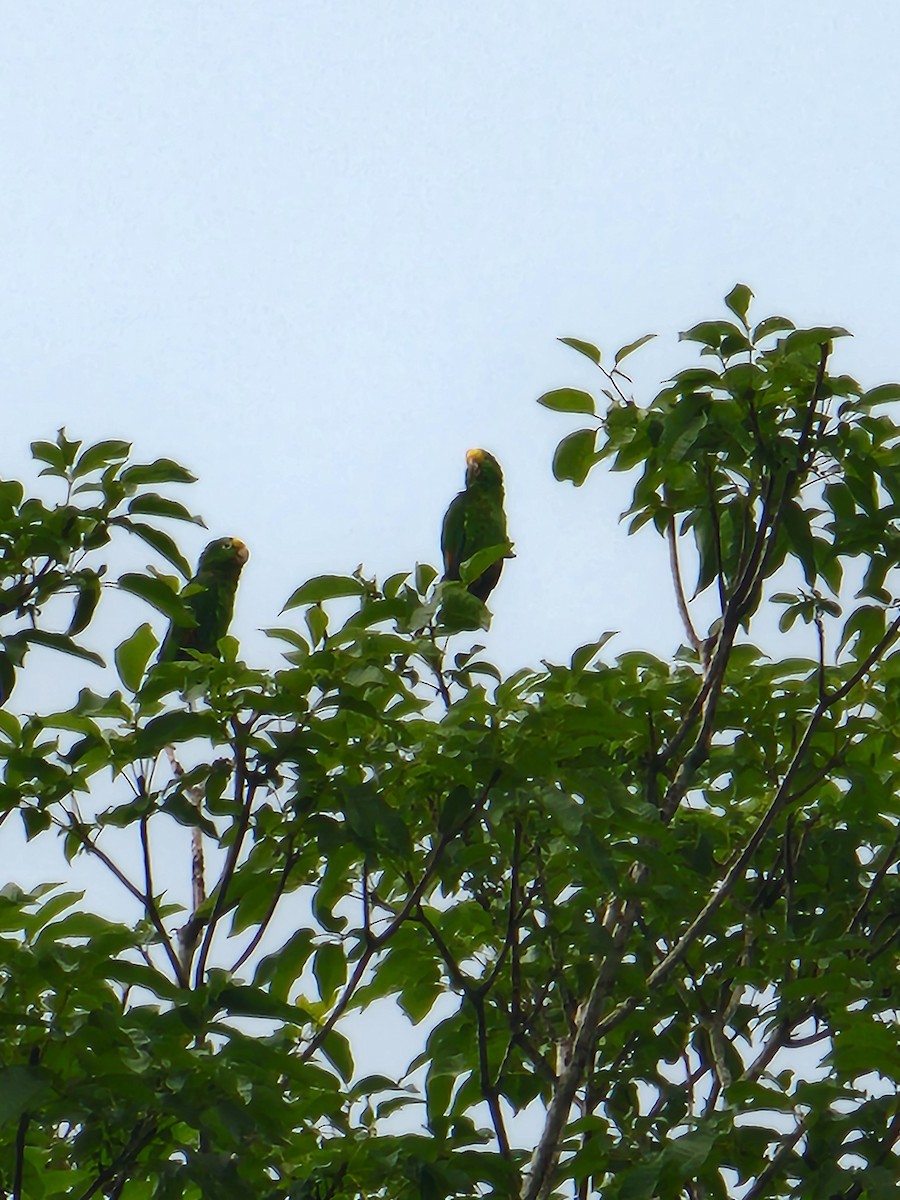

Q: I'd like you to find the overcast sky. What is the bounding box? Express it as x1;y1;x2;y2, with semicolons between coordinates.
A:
5;3;900;678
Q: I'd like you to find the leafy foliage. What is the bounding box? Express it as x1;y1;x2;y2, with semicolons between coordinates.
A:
4;295;900;1199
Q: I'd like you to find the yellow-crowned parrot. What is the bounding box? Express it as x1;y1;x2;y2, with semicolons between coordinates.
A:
158;537;249;662
441;449;510;602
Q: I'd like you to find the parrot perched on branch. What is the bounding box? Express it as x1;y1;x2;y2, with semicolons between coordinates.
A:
441;448;510;602
158;537;249;662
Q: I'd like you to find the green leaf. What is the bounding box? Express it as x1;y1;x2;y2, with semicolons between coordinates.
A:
112;520;193;578
263;626;310;650
0;1065;52;1123
320;1029;354;1083
783;501;818;586
30;439;66;472
66;572;102;636
415;563;438;594
558;336;602;365
438;786;474;834
536;387;596;416
861;383;900;407
723;283;754;327
135;709;223;753
678;320;748;352
0;709;20;743
305;603;328;646
120;458;197;487
752;315;795;341
459;544;508;587
0;653;16;708
0;480;24;518
72;439;131;478
19;630;104;667
383;570;411;598
837;604;886;659
783;326;851;353
254;929;315;1000
614;332;656;366
127;494;206;526
659;398;708;461
115;623;158;692
283;575;366;610
313;942;347;1005
215;985;302;1024
619;1160;662;1200
552;428;597;486
118;572;189;625
56;428;82;467
570;632;617;672
20;807;51;839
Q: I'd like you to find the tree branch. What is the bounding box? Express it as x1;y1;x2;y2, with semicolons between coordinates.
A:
521;898;640;1200
849;824;900;934
526;607;900;1200
193;741;256;988
60;811;185;986
75;1117;160;1200
301;769;502;1062
742;1115;808;1200
668;513;701;654
230;842;300;975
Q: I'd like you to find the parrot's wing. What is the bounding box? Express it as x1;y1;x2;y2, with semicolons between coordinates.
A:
441;490;469;580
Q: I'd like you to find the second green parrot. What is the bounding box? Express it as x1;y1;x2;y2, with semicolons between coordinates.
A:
441;448;510;602
158;536;249;662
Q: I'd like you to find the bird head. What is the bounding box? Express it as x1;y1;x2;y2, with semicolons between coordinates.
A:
198;537;250;574
465;448;503;489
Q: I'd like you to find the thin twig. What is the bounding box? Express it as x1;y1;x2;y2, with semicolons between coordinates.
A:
11;1045;38;1200
741;1115;808;1200
482;819;523;993
427;624;453;709
849;824;900;933
60;812;185;985
194;737;257;988
815;611;826;705
75;1118;161;1200
229;844;299;975
471;990;512;1159
705;469;727;615
668;513;701;653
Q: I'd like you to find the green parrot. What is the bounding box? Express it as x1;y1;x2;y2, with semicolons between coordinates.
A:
158;537;249;662
441;448;510;602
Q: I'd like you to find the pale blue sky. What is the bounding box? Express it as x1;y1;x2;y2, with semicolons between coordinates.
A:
4;2;900;671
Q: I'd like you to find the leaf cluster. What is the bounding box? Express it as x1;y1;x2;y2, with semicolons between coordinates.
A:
4;294;900;1198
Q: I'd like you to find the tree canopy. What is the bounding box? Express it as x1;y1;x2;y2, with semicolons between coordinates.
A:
3;288;900;1199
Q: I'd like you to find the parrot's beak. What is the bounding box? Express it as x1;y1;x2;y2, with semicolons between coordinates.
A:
233;539;250;565
466;448;484;474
